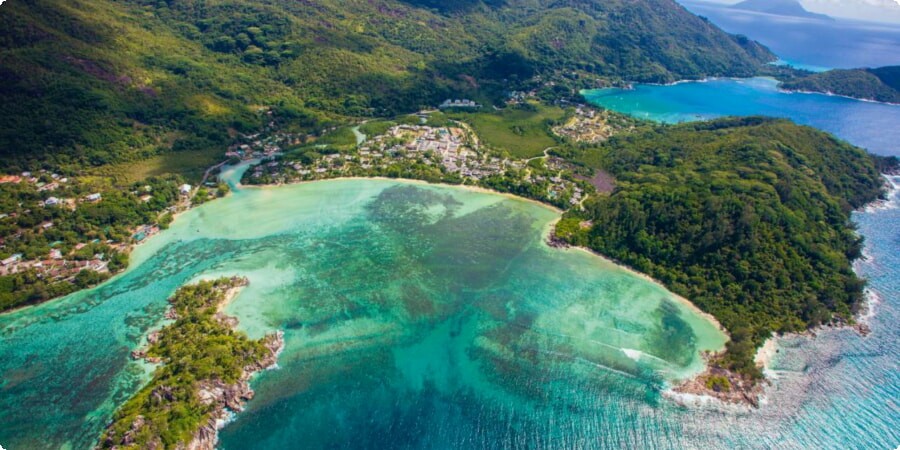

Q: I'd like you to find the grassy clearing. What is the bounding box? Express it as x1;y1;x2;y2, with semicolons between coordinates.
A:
448;103;565;158
91;148;225;184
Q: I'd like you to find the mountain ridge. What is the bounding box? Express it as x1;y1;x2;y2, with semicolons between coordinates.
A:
0;0;774;171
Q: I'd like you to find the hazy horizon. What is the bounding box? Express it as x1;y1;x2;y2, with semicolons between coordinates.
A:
695;0;900;24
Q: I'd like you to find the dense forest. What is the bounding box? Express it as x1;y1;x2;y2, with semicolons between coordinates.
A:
780;66;900;103
556;117;886;376
0;0;773;171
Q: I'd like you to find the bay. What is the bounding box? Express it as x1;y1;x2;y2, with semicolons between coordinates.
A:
582;77;900;156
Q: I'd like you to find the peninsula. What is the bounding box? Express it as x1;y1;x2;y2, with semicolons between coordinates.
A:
98;277;284;450
780;66;900;104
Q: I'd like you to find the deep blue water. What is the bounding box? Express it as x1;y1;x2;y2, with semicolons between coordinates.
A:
583;77;900;156
679;0;900;69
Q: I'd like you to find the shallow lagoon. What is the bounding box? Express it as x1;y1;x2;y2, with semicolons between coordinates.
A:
0;168;726;449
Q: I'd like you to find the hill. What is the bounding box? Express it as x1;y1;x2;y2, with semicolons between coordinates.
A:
0;0;774;172
731;0;833;20
780;66;900;103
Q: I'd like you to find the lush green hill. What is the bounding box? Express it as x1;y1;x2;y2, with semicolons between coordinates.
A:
0;0;773;171
780;66;900;103
557;117;885;376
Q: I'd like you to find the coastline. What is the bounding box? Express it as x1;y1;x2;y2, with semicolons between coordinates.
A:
558;243;725;334
101;278;285;450
778;87;900;106
239;175;565;214
582;75;900;107
665;172;898;409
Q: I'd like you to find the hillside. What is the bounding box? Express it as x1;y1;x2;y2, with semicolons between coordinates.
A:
731;0;833;20
780;66;900;103
558;117;885;376
0;0;773;172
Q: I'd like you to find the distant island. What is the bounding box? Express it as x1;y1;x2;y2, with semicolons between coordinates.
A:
781;66;900;103
731;0;834;20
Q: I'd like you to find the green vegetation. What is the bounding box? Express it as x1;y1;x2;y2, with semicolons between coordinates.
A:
705;375;732;392
0;175;184;312
447;102;566;158
558;117;885;377
1;0;887;393
99;278;279;449
780;66;900;103
0;0;773;173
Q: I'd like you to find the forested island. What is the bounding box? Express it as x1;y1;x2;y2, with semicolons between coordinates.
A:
780;66;900;103
99;277;283;450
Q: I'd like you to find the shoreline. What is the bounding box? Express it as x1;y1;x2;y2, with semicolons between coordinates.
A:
239;175;564;214
582;76;900;107
778;87;900;106
102;278;285;450
664;172;897;409
558;243;725;334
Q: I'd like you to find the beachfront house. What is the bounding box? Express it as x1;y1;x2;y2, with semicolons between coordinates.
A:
180;184;192;195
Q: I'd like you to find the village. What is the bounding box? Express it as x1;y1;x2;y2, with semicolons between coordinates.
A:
245;121;592;208
0;170;200;290
0;103;607;308
552;105;622;144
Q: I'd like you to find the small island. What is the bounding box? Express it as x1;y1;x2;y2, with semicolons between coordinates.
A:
98;277;283;450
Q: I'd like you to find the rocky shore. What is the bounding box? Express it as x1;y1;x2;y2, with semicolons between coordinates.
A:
99;278;284;450
669;352;768;408
187;330;284;450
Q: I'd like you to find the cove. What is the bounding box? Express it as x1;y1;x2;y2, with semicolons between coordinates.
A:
582;77;900;157
0;165;726;449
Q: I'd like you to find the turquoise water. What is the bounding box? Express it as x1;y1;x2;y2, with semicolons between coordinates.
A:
583;77;900;156
0;167;897;449
0;165;727;449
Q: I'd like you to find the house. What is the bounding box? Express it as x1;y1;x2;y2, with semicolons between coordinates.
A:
1;254;22;266
41;221;54;230
44;197;60;207
38;182;59;192
179;184;192;195
85;193;102;202
49;249;63;260
439;99;481;109
140;195;153;203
